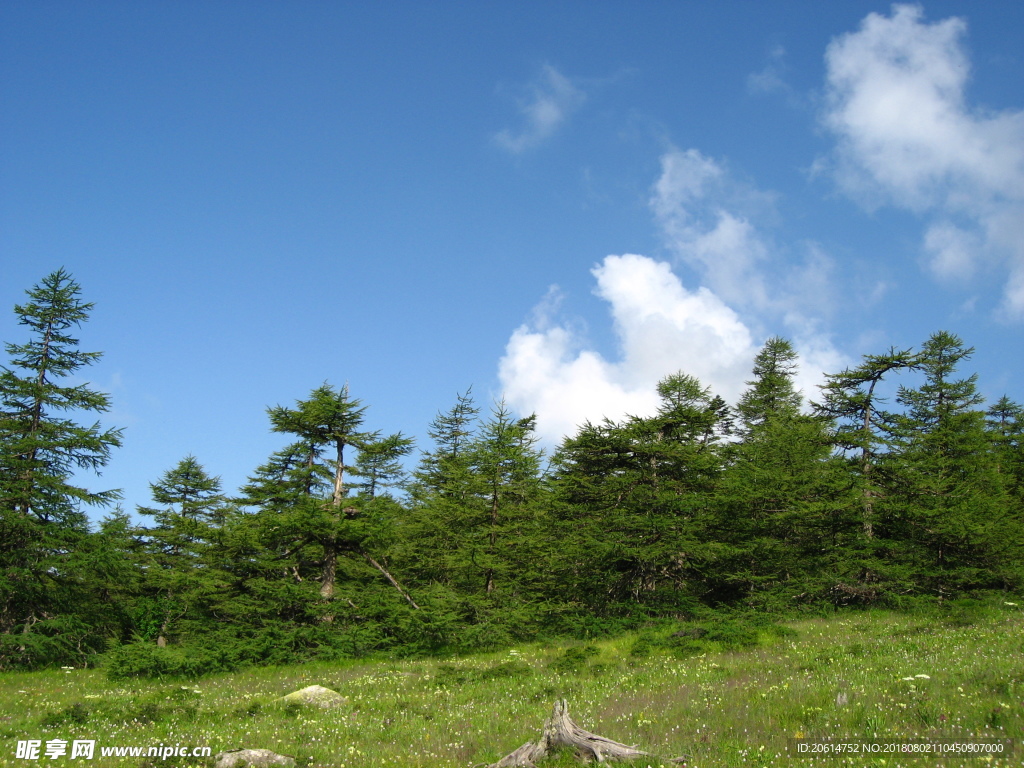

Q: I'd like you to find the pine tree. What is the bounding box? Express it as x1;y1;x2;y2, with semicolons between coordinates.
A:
243;384;419;633
717;338;839;605
402;389;481;588
736;336;802;433
888;332;1021;595
411;387;479;503
986;396;1024;502
352;432;414;499
551;373;729;615
267;383;369;600
468;401;544;597
0;269;122;668
136;456;225;646
816;347;918;540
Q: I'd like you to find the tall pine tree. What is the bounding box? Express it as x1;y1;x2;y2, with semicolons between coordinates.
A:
887;332;1021;595
0;269;122;668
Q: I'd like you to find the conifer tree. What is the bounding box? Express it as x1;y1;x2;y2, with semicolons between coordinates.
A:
243;384;419;635
136;456;225;646
715;338;841;604
551;373;729;614
353;432;414;499
0;269;122;668
267;383;369;600
402;389;481;588
816;347;918;540
469;401;544;597
736;336;802;433
986;396;1024;502
888;332;1021;594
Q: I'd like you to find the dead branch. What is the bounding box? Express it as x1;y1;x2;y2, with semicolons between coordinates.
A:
361;551;420;609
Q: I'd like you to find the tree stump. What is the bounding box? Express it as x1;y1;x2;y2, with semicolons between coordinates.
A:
483;699;656;767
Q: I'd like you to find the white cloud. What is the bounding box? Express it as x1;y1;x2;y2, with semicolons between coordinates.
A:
822;3;1024;317
498;254;756;444
494;65;586;154
650;148;772;310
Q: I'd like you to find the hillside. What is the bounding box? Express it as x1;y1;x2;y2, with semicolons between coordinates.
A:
1;605;1021;768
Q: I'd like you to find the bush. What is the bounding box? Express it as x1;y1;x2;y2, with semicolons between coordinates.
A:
548;645;599;674
104;640;240;679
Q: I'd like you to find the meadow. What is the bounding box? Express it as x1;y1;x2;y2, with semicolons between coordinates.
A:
0;604;1021;768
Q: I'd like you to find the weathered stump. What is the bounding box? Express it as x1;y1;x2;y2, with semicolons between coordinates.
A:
483;699;658;767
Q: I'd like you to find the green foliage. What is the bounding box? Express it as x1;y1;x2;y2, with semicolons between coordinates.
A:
105;640;240;680
1;265;1021;674
549;373;730;615
547;645;600;673
0;269;124;670
40;703;90;728
434;659;533;686
884;332;1023;595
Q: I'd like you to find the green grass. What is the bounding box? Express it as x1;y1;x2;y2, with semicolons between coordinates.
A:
1;605;1022;768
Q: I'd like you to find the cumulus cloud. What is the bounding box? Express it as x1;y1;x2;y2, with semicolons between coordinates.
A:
494;64;586;153
822;3;1024;317
499;255;756;444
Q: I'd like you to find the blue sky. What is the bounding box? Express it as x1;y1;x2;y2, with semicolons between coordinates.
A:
2;2;1022;517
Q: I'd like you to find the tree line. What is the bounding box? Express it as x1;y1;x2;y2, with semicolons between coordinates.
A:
1;270;1021;673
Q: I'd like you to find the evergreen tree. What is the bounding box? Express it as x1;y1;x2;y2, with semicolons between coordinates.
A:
242;384;419;637
816;347;918;541
352;432;414;499
986;396;1024;502
885;332;1021;594
550;373;729;615
717;338;840;605
136;456;226;646
411;388;479;502
0;269;122;668
736;336;802;433
402;389;481;588
468;401;544;597
267;383;369;600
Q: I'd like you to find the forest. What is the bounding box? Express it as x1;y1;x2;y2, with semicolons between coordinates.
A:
1;269;1022;676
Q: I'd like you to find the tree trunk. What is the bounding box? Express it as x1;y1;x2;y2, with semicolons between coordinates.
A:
320;538;337;600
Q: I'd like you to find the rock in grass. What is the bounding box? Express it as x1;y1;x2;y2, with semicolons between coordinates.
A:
277;684;348;708
213;749;296;768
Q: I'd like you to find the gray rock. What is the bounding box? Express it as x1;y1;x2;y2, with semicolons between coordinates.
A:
277;684;348;709
213;749;296;768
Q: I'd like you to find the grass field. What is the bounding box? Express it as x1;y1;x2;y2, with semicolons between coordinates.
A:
1;604;1021;768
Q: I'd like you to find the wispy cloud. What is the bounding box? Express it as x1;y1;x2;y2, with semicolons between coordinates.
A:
494;64;586;154
821;3;1024;318
650;147;773;311
747;45;803;108
650;146;845;329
